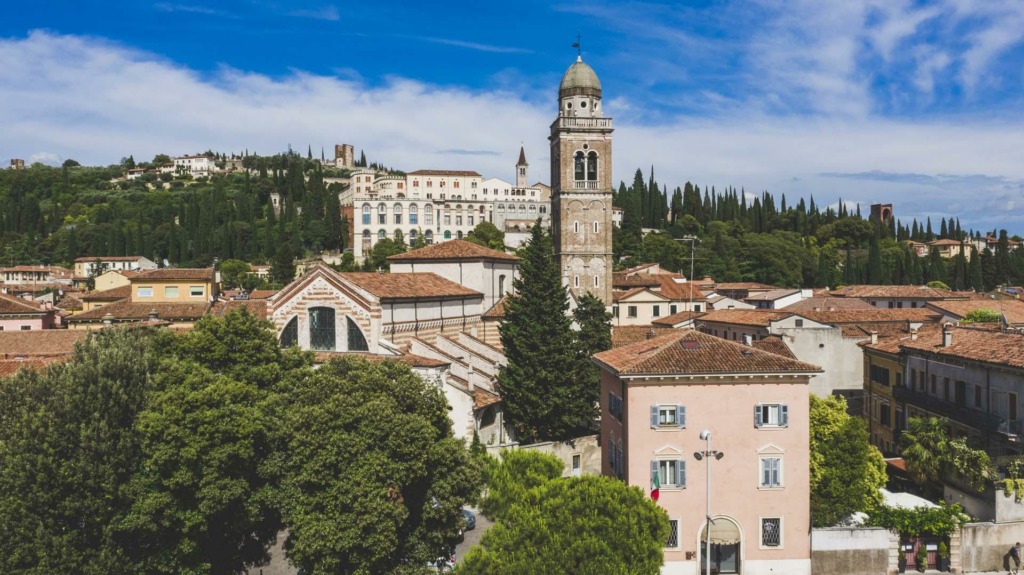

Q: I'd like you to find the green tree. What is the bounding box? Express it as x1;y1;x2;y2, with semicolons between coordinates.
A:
497;225;589;443
809;395;886;527
572;292;612;423
459;474;669;575
280;356;481;574
900;417;949;489
362;237;406;271
270;241;296;285
480;449;563;521
962;309;1001;323
0;330;151;574
465;220;506;251
218;258;252;289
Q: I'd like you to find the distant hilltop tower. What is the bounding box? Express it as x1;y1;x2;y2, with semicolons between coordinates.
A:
516;146;529;189
870;203;893;222
334;144;355;169
550;54;614;305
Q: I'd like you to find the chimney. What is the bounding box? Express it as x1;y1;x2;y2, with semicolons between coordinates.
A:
102;312;115;325
910;328;919;341
828;306;836;311
942;323;953;347
813;307;821;312
869;331;878;345
742;334;753;346
148;309;159;321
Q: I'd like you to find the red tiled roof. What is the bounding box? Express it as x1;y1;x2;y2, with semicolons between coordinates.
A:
0;293;44;315
313;351;450;369
339;272;481;300
698;309;794;327
482;296;508;319
714;282;778;291
81;285;132;302
612;273;661;288
651;310;707;327
743;289;801;302
785;297;875;311
0;356;67;378
210;299;268;318
611;325;658;348
926;299;1024;326
387;239;519;262
796;308;941;325
58;294;84;311
407;169;481;177
899;327;1024;369
68;300;211;322
0;330;89;357
474;387;502;410
134;267;215;281
751;335;798;359
0;265;68;273
928;239;963;246
613;287;666;302
593;330;821;376
830;285;966;300
248;289;278;299
650;276;708;301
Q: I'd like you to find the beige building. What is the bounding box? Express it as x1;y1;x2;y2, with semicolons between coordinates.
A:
551;55;614;305
73;255;157;278
387;240;519;311
67;268;216;329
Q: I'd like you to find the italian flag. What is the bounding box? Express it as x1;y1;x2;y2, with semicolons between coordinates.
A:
651;471;660;501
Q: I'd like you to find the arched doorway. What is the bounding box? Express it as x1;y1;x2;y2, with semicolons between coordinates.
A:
698;516;742;574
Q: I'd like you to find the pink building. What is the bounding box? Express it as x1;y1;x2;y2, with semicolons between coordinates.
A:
594;330;820;575
0;292;58;331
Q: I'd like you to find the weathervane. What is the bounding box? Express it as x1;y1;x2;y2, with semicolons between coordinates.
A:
572;32;581;56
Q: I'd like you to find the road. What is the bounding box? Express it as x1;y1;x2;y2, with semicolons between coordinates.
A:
454;507;493;564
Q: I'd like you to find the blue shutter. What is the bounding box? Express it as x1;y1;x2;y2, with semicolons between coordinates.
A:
755;404;763;428
677;405;686;427
678;459;686;488
781;404;789;427
651;405;659;428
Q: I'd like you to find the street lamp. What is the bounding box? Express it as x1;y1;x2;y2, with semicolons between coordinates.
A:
694;429;724;575
674;236;701;326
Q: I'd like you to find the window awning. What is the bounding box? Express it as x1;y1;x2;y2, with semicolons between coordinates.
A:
700;519;742;545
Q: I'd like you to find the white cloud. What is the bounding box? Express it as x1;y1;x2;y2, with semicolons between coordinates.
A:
288;6;340;21
2;31;1024;233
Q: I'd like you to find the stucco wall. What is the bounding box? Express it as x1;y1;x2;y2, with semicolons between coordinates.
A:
957;521;1024;573
517;434;601;477
780;327;865;397
810;527;896;575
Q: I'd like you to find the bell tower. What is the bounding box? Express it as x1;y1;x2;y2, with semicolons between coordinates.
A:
550;55;613;305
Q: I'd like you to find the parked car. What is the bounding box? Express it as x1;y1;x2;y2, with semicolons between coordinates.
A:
462;508;476;531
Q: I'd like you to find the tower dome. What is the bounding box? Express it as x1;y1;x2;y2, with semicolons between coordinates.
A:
559;55;602;98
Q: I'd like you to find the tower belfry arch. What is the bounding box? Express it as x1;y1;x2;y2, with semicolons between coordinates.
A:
549;51;614;305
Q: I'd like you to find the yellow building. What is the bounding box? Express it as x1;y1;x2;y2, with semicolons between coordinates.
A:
861;332;909;456
66;268;216;330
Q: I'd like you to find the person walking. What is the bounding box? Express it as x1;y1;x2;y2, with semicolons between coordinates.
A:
1012;541;1021;575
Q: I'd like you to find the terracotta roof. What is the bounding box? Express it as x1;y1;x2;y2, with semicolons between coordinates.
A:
134;267;215;281
830;285;965;300
697;309;794;327
926;299;1024;326
0;330;89;357
744;289;801;302
0;293;44;315
482;296;508;319
68;300;211;322
0;356;67;378
785;297;875;311
313;351;450;369
387;240;519;262
1;283;75;294
58;294;84;311
81;285;132;302
407;169;481;177
714;282;778;291
0;265;68;273
886;458;907;472
474;387;502;410
613;287;666;302
860;324;943;354
73;256;146;262
650;277;708;301
651;310;707;327
339;272;481;300
593;330;822;376
796;308;941;325
928;239;963;246
210;299;268;318
248;289;278;300
611;325;658;348
751;335;798;359
899;327;1024;369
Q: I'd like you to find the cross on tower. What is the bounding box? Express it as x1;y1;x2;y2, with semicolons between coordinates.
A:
572;33;581;56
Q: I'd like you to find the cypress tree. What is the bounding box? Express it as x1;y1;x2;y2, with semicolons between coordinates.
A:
496;225;590;443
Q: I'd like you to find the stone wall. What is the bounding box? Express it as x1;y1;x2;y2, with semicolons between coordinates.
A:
810;527;897;575
955;521;1024;574
510;434;601;477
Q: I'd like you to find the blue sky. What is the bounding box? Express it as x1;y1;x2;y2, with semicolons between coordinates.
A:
3;1;1024;233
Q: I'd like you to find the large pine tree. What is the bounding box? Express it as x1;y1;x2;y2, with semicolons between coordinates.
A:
497;225;593;443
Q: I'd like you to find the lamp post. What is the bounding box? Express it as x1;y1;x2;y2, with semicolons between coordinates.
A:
694;429;723;575
674;236;701;325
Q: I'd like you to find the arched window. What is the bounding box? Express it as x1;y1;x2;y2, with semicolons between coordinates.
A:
457;231;463;239
377;203;387;224
497;204;505;213
280;316;298;348
393;203;402;224
574;151;585;181
479;205;485;213
519;204;526;213
409;203;418;225
394;230;403;242
361;203;371;225
444;230;452;239
425;204;433;225
529;204;537;213
574;221;580;234
362;229;370;238
378;230;386;239
587;151;598;181
409;229;417;242
309;307;336;351
347;317;368;352
425;230;434;244
454;180;460;188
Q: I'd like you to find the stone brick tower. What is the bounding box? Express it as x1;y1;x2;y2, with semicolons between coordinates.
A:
550;55;614;305
516;146;529;188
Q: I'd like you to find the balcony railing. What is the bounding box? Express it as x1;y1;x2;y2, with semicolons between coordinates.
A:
554;116;613;129
573;180;600;190
998;418;1024;437
893;386;1005;432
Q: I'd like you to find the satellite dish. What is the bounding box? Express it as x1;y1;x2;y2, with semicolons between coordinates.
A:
162;259;170;268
